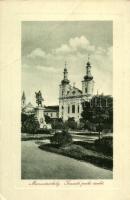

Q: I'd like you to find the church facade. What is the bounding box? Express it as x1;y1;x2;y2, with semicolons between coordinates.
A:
59;61;94;122
22;60;95;124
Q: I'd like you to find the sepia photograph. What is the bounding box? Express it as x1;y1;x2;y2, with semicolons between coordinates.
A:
21;21;113;180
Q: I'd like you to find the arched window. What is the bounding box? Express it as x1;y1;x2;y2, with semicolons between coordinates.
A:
68;106;70;113
78;105;79;113
62;106;64;110
85;87;88;93
72;105;75;113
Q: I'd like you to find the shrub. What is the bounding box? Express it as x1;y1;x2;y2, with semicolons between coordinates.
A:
83;120;97;131
21;114;39;134
63;145;86;159
36;128;51;134
51;119;64;130
77;122;85;130
64;117;77;130
95;136;113;156
45;115;52;124
50;130;72;147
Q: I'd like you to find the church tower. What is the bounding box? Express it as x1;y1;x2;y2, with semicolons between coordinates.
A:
59;62;71;119
82;60;94;99
59;62;71;98
21;91;26;108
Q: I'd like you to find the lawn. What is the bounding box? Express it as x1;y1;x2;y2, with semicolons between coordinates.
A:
39;143;113;170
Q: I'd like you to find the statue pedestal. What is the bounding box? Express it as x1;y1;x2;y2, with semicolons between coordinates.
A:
35;106;46;129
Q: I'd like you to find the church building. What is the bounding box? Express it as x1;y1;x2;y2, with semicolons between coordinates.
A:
59;61;94;122
21;60;95;124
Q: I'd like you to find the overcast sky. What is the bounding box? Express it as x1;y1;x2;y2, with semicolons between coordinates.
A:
22;21;113;106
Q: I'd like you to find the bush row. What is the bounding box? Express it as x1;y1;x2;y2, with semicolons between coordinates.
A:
39;143;113;170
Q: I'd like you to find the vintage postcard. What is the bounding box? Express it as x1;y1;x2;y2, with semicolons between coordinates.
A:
0;1;130;200
21;20;113;180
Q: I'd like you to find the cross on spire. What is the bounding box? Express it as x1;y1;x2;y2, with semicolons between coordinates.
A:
88;54;90;62
86;54;91;66
61;61;70;84
65;61;67;69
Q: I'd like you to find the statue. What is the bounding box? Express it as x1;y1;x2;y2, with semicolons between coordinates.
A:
35;90;44;107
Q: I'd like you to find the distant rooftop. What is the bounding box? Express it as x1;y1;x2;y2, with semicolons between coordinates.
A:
26;102;34;108
44;105;59;112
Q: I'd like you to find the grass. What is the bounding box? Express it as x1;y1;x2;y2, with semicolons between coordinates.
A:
74;140;113;157
21;133;52;141
22;131;113;170
39;143;113;170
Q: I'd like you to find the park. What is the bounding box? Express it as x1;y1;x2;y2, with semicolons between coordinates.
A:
21;92;113;179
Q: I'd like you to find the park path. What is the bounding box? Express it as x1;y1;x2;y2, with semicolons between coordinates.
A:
21;141;112;179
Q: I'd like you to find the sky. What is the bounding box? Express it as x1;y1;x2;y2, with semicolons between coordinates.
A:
22;21;113;106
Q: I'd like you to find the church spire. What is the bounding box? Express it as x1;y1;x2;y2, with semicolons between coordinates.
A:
84;57;93;81
64;61;68;79
82;57;94;97
61;62;70;84
21;91;26;108
22;91;26;100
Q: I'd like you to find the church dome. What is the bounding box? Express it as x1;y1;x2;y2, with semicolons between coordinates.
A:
84;75;93;81
61;79;70;84
84;60;93;81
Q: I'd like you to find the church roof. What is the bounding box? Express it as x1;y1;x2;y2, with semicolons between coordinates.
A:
44;105;59;112
66;86;82;97
26;102;34;108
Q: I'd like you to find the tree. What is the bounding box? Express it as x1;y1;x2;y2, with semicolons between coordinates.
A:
50;130;72;147
95;136;113;156
51;118;64;130
45;115;52;124
21;113;39;134
65;117;77;130
21;113;28;124
81;95;113;139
